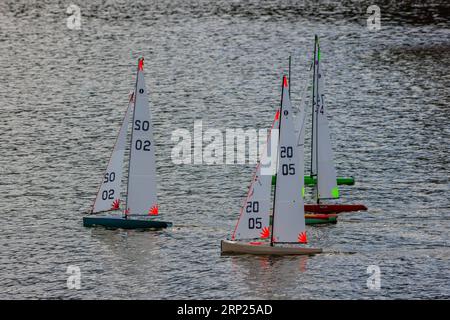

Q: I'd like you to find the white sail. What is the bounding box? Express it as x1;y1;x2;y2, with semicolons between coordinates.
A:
312;38;339;200
126;58;158;216
297;96;307;199
232;114;278;240
272;76;307;244
92;93;133;213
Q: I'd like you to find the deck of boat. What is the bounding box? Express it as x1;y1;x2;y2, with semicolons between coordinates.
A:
221;240;322;255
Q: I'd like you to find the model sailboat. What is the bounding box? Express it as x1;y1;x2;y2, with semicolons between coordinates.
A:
83;58;172;229
221;76;321;255
271;39;356;188
305;36;367;214
268;73;337;225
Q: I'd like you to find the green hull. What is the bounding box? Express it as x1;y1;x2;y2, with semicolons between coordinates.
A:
83;216;172;229
269;215;337;225
306;217;337;225
272;175;355;186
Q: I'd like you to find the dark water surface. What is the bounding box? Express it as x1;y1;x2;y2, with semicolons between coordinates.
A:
0;0;449;299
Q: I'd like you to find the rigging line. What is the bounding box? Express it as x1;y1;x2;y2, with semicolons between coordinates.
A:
288;55;291;98
271;76;285;247
315;38;321;204
294;63;311;147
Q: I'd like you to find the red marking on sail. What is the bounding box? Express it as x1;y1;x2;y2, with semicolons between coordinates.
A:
111;199;120;210
249;241;262;246
274;110;280;120
124;208;130;215
283;76;288;88
298;232;307;244
129;91;135;102
138;58;144;71
149;205;158;216
260;227;270;239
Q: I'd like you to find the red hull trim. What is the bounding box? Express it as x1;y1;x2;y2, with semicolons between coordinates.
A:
305;204;367;214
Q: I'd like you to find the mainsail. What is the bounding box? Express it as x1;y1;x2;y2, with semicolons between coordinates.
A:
126;58;158;216
92;93;133;213
311;36;339;201
272;76;307;244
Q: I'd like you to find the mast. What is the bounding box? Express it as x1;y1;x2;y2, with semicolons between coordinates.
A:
288;55;291;98
315;36;320;204
124;58;142;218
311;35;317;178
270;76;285;247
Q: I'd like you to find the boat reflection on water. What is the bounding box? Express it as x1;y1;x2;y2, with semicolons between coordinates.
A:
228;254;310;297
86;228;169;297
231;254;309;272
89;227;166;258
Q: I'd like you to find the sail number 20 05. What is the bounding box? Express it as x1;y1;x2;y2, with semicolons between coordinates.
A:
280;146;295;175
246;201;262;229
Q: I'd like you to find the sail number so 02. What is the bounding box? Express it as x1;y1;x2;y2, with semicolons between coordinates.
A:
246;201;262;229
101;189;114;200
104;172;115;183
102;172;116;200
134;120;152;151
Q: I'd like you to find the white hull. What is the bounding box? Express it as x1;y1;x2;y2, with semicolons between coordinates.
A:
221;240;322;256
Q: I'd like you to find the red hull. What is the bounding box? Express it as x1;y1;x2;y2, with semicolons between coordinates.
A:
305;204;367;214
